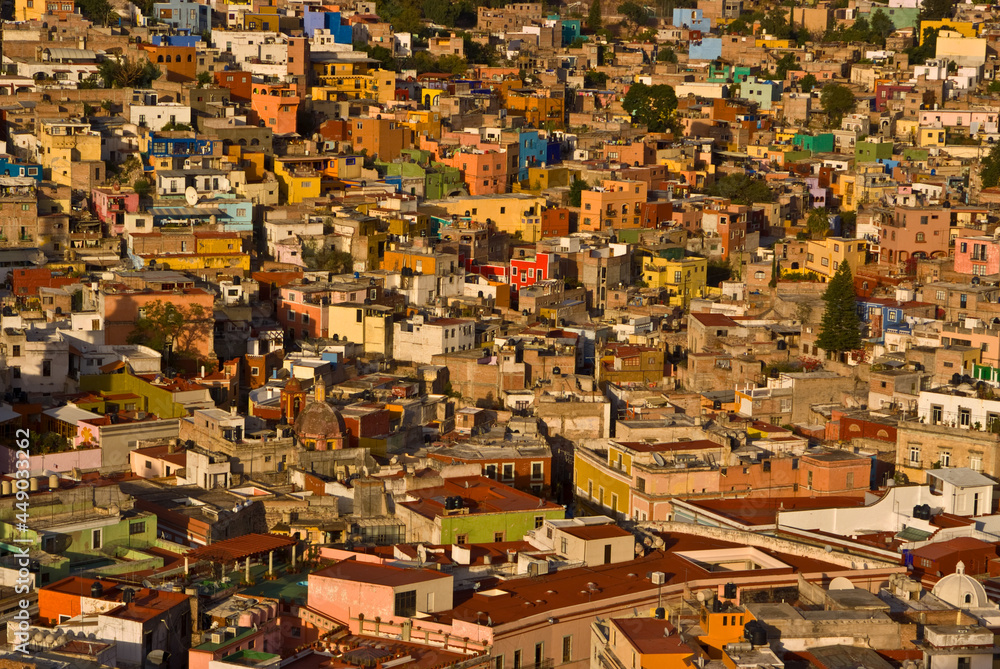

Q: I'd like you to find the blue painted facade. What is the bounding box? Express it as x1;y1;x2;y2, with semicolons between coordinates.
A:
672;8;711;32
152;0;210;34
857;298;910;342
304;10;352;41
0;158;42;182
207;198;254;233
148;134;215;157
518;130;546;181
688;37;722;61
151;35;202;47
546;141;562;165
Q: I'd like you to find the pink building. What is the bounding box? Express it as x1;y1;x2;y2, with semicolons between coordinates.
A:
308;560;454;624
954;235;1000;277
438;148;509;196
879;205;950;265
190;624;281;669
92;186;140;232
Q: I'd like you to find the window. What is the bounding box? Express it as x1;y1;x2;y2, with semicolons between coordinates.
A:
971;454;983;471
932;405;943;424
130;521;146;535
531;462;543;480
636;477;645;493
807;471;813;488
11;345;19;357
11;367;19;380
960;408;971;427
356;309;363;323
957;658;971;669
941;451;951;467
42;360;51;377
513;651;521;669
92;529;102;550
494;532;504;542
394;590;416;617
494;658;504;669
909;445;921;465
562;636;572;663
534;515;544;529
502;463;514;480
846;472;854;488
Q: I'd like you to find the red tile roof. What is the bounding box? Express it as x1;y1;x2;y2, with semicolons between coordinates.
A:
185;533;297;563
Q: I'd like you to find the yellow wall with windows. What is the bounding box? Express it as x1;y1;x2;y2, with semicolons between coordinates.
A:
574;448;632;517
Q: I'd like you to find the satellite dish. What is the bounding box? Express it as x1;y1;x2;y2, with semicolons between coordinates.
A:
184;186;198;206
652;453;666;466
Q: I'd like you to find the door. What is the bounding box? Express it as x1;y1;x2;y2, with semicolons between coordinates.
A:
604;544;612;565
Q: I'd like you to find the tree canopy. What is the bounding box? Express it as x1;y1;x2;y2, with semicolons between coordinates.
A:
806;209;831;239
622;82;678;133
127;300;211;362
98;59;161;89
617;1;649;33
588;0;602;30
980;141;1000;190
920;0;956;21
816;262;862;354
568;177;591;206
798;73;817;93
707;173;775;205
820;83;855;127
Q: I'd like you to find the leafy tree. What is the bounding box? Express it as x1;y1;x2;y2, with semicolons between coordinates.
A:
806;208;830;238
816;262;862;354
656;47;677;63
77;0;116;25
617;1;649;33
127;300;212;362
357;43;398;70
760;6;791;38
98;58;161;88
196;71;212;87
584;70;608;88
423;0;459;25
980;141;1000;189
302;242;355;273
622;82;677;133
568;177;591;206
708;173;775;205
798;73;817;93
464;36;497;66
906;26;941;65
438;54;468;75
588;0;602;30
869;8;894;46
768;254;780;288
820;83;855;127
78;74;103;89
568;37;586;48
839;210;857;237
133;177;151;198
920;0;956;20
773;53;797;80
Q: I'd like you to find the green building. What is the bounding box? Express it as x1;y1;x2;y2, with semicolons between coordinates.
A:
793;132;835;154
856;140;893;163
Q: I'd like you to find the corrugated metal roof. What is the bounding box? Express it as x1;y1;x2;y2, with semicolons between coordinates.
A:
185;533;297;562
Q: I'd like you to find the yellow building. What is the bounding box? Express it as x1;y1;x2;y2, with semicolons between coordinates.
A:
574;443;633;518
364;69;397;105
273;158;322;203
804;236;868;280
326;303;393;356
518;165;571;191
641;256;707;307
432;194;547;242
604;618;702;669
919;20;978;43
310;55;374;101
402;110;442;141
918;127;946;147
39;119;102;187
242;7;280;31
504;92;565;129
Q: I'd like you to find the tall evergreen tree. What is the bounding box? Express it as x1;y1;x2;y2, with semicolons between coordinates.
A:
588;0;602;30
816;262;862;354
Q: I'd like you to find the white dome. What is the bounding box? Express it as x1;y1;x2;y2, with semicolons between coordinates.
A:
932;561;989;608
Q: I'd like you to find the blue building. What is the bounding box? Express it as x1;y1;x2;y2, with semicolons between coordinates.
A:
303;9;352;42
741;77;783;111
857;298;910;343
148;133;215;158
546;141;562;165
201;197;254;233
0;157;42;182
150;35;201;47
518;130;546;181
672;8;711;33
688;37;722;61
152;0;210;35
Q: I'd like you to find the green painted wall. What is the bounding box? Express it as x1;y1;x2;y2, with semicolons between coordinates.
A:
441;508;565;544
79;374;187;418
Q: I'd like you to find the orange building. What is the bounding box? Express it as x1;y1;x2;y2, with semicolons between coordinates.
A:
215;70;253;102
504;91;565;129
251;81;300;135
349;117;413;162
580;179;648;231
437;148;509;196
541;207;571;237
102;287;215;358
142;44;197;83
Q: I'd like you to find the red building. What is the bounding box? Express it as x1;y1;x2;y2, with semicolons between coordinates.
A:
426;443;552;496
92;186;140;231
540;207;570;237
340;403;391;448
10;268;79;299
911;537;998;586
215;70;253;103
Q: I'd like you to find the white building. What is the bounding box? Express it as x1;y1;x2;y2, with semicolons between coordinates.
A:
393;315;475;365
917;386;1000;432
129;104;192;131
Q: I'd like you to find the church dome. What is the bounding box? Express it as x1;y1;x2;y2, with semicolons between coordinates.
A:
932;561;989;608
293;400;347;442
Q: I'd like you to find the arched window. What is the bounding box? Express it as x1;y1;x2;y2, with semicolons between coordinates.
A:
157;55;164;62
965;593;973;604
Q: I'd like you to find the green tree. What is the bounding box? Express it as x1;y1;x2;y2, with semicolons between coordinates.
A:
78;74;103;89
357;43;398;70
196;71;212;87
78;0;116;25
584;70;608;88
820;83;855;127
816;262;862;354
622;82;677;132
920;0;956;20
127;300;212;362
798;73;817;93
133;177;151;198
568;177;591;206
760;6;791;38
423;0;459;25
839;210;857;237
464;36;497;66
302;241;355;273
768;254;780;288
656;47;677;63
869;8;894;46
588;0;602;30
617;0;649;33
708;173;775;205
980;141;1000;189
98;58;161;88
773;52;797;80
806;208;830;238
438;54;468;75
906;26;941;65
